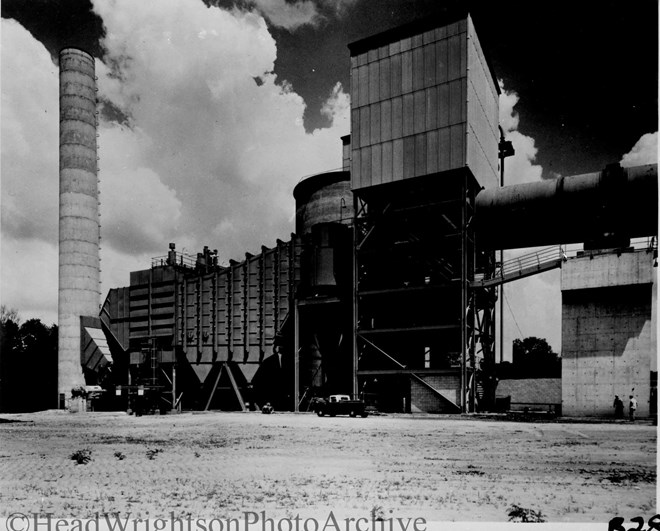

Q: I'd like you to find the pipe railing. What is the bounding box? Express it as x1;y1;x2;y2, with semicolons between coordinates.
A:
498;246;565;280
480;236;658;286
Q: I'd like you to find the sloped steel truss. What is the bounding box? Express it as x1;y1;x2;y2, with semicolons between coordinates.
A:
353;171;492;412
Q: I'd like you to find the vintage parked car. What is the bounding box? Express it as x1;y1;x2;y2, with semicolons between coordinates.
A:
314;394;368;417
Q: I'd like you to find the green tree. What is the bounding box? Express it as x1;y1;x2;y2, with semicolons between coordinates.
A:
0;310;58;412
511;337;560;378
0;307;22;412
1;305;20;325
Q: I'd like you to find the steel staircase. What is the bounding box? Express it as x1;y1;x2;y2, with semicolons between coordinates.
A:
471;246;566;289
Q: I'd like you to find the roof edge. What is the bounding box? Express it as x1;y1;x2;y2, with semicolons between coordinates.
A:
348;8;468;56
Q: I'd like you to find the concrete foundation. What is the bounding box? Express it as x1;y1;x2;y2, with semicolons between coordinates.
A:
410;373;460;413
561;249;656;417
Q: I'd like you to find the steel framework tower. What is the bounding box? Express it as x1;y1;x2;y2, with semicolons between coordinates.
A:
348;12;500;413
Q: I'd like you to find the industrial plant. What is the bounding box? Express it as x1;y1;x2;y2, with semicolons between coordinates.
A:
57;12;657;417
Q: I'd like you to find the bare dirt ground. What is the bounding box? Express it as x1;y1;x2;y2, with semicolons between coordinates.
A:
0;411;656;523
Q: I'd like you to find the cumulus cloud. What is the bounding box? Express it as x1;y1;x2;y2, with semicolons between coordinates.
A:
498;82;543;185
98;124;182;256
93;0;349;264
620;131;658;167
1;20;59;244
233;0;357;30
1;20;60;323
320;81;350;127
1;2;350;323
249;0;320;30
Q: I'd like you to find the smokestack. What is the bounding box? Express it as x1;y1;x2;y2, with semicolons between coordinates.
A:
58;48;100;408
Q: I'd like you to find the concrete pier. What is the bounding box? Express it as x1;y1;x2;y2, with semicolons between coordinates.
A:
561;249;656;417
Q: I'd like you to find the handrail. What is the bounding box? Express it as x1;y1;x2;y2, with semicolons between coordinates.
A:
499;246;564;279
475;236;657;288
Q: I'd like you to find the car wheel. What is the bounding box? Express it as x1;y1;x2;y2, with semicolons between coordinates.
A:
349;410;356;417
361;412;368;418
317;410;324;417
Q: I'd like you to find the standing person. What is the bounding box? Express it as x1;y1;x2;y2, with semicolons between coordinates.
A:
629;395;638;421
613;395;624;418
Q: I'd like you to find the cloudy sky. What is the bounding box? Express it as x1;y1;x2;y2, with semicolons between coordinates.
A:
1;0;657;360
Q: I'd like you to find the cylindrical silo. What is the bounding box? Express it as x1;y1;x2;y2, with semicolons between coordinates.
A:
58;48;99;407
293;171;354;291
293;171;355;401
293;170;353;235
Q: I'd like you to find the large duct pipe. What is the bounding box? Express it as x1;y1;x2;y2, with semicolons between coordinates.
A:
58;48;100;406
474;164;658;250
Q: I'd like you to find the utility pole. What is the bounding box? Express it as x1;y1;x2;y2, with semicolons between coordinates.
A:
498;127;515;363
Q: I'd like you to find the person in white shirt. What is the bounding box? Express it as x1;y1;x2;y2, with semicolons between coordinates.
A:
629;395;638;421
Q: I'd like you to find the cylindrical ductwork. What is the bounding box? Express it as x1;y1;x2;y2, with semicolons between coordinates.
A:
474;164;658;250
58;48;99;405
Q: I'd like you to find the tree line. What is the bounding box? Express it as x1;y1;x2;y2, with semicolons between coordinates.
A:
0;306;58;412
498;336;561;379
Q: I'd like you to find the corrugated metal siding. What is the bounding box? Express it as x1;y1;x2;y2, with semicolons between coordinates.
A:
466;16;499;189
350;15;498;190
113;238;301;386
179;238;301;381
101;287;130;350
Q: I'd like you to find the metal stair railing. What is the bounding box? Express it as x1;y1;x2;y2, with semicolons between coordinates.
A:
471;246;566;289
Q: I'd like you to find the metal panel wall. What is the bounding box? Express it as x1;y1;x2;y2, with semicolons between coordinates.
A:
100;287;130;350
246;254;261;363
466;17;499;190
350;15;498;191
169;238;302;384
231;260;245;357
199;275;213;362
113;237;302;399
216;270;230;359
351;20;468;190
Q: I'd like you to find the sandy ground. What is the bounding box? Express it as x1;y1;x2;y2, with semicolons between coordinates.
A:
0;410;656;523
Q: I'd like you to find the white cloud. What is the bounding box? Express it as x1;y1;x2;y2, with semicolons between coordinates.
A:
1;2;350;323
1;20;59;243
0;20;60;324
98;124;182;256
249;0;320;30
93;0;349;261
620;131;658;167
498;82;543;185
498;86;519;134
320;81;350;128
